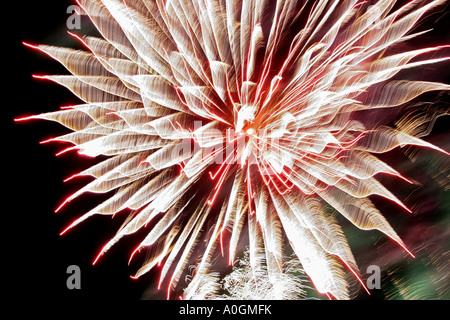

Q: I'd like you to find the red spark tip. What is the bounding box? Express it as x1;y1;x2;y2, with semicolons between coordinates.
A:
401;244;416;259
39;138;55;145
340;258;371;296
32;74;48;80
128;245;142;265
14;115;36;122
55;198;70;214
67;31;80;38
92;257;101;266
166;277;174;300
67;31;90;50
402;204;413;214
92;250;104;266
59;225;72;236
388;235;416;259
22;42;39;50
55;146;79;157
63;173;84;183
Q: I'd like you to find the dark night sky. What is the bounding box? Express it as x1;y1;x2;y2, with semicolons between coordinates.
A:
5;0;450;305
8;0;155;300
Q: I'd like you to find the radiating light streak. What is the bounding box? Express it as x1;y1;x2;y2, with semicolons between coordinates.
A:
19;0;450;300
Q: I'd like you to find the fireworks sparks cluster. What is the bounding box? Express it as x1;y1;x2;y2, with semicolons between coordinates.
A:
18;0;449;300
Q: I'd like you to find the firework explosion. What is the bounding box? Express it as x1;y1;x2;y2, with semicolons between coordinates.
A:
17;0;449;300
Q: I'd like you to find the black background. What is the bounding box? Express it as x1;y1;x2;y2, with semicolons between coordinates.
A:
5;0;450;308
7;0;154;300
